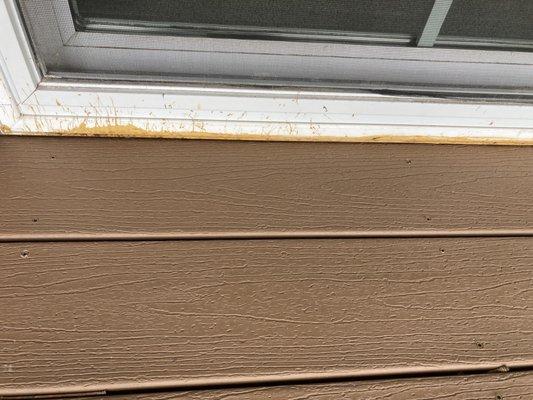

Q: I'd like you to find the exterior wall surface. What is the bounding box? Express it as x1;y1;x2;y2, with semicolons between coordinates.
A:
0;136;531;398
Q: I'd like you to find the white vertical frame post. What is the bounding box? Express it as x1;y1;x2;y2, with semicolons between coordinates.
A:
417;0;454;47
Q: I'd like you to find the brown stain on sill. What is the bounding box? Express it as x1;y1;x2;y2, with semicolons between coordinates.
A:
0;124;12;134
4;122;533;146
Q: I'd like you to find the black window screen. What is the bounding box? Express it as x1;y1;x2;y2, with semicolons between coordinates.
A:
71;0;434;39
70;0;533;50
441;0;533;41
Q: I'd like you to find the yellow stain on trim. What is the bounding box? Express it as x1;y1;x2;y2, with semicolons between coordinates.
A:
4;122;533;146
0;124;13;134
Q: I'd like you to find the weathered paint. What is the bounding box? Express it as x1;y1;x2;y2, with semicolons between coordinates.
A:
3;71;533;146
3;122;533;146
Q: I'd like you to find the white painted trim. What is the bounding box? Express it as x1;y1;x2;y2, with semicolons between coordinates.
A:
1;0;533;144
0;0;40;106
7;80;533;143
22;82;533;129
0;79;16;130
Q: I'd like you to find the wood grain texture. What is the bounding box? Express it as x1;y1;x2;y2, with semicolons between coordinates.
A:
1;238;531;392
1;136;532;237
82;373;533;399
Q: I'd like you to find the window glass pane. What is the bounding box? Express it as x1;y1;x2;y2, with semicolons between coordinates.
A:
439;0;533;48
71;0;435;41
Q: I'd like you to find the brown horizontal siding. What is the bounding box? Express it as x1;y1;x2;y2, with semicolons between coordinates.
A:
1;137;532;398
79;372;533;400
1;136;532;238
1;238;531;394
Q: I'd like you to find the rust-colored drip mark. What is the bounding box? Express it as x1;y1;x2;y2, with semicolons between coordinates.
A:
0;124;13;134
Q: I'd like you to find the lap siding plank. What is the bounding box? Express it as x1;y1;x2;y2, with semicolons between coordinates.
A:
1;136;532;237
79;373;533;399
1;238;531;393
